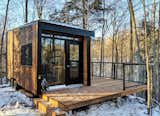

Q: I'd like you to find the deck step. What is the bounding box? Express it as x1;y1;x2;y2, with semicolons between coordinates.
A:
33;98;44;108
48;97;63;108
37;99;66;116
38;100;53;115
42;94;53;101
42;94;65;110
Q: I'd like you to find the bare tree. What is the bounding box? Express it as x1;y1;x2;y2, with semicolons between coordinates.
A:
82;0;89;29
0;0;10;84
99;0;106;77
156;0;160;102
150;0;157;104
25;0;28;23
129;15;133;63
141;0;152;114
128;0;142;63
34;0;46;19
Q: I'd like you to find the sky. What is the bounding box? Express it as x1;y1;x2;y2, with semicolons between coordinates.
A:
0;0;160;38
0;0;65;30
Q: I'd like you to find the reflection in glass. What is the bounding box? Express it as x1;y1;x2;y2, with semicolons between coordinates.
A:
53;39;65;84
21;43;32;65
69;44;79;79
70;45;79;61
41;37;65;85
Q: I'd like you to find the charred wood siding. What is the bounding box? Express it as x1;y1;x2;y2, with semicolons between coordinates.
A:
7;24;38;95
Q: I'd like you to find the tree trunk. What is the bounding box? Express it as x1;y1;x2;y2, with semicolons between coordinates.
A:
156;0;160;102
150;0;157;102
25;0;28;23
115;36;119;79
82;0;89;29
141;0;152;114
129;13;134;80
121;34;124;63
0;0;10;84
100;0;106;77
34;0;46;19
129;15;133;63
128;0;143;84
111;11;116;79
128;0;142;63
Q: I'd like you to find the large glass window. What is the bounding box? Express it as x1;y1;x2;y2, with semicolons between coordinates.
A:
41;38;53;65
40;32;82;85
21;43;32;65
41;37;65;85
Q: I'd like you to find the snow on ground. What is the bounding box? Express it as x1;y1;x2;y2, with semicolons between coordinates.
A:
48;84;83;91
67;96;160;116
0;83;41;116
0;80;160;116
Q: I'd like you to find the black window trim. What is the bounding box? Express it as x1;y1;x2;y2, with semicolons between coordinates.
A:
21;43;32;66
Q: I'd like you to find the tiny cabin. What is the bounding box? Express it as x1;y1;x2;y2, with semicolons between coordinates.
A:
7;20;94;96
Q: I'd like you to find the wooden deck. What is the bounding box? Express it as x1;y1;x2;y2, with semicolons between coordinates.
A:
34;78;147;115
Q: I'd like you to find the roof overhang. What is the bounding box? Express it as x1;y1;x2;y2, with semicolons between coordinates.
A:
38;20;94;38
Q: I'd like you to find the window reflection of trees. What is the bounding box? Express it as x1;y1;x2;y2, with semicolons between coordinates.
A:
70;45;79;61
41;37;65;85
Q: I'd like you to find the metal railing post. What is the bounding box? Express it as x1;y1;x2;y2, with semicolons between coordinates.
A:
114;63;116;79
123;63;125;90
91;62;93;79
145;64;147;84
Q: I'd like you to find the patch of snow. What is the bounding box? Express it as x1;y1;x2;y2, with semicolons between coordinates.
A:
0;83;41;116
1;77;8;84
67;84;83;88
0;108;40;116
47;84;82;91
48;85;66;91
66;96;160;116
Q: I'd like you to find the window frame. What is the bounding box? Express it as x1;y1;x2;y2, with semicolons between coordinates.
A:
21;43;32;66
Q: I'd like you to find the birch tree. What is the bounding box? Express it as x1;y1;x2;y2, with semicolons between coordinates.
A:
141;0;152;114
128;0;142;63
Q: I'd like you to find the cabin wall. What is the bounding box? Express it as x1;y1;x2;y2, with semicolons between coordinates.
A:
7;24;38;95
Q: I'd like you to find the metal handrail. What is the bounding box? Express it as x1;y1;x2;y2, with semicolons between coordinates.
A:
91;61;147;90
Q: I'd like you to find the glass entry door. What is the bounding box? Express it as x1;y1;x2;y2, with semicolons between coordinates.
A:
66;41;81;84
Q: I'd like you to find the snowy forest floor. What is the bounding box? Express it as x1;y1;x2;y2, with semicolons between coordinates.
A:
0;83;40;116
0;82;160;116
68;96;160;116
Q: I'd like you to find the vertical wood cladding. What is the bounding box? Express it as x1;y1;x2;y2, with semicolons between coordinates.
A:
7;24;38;95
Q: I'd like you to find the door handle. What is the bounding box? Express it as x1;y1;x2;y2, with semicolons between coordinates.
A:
66;65;70;68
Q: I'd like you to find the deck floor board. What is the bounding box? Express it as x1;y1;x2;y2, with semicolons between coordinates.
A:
42;78;147;111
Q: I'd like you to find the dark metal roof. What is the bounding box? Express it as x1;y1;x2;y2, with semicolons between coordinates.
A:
39;20;83;29
38;20;94;37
